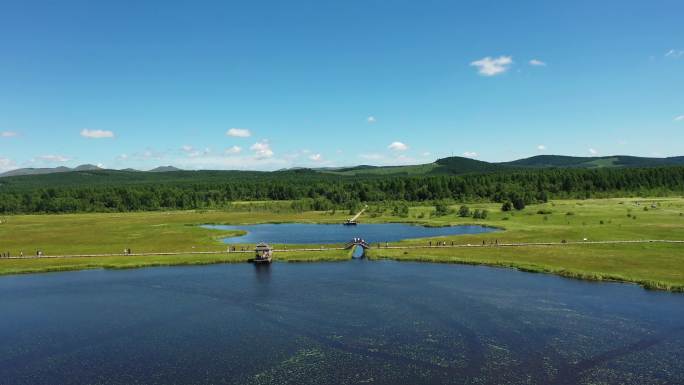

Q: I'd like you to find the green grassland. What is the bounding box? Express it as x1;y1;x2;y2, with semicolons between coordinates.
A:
1;197;683;291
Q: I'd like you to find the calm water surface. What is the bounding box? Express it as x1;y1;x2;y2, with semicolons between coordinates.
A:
203;223;498;244
1;261;683;385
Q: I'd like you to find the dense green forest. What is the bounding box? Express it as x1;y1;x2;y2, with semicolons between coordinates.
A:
0;166;683;214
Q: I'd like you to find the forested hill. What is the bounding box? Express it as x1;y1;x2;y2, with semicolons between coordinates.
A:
501;155;684;169
0;165;683;214
318;156;503;176
315;155;684;176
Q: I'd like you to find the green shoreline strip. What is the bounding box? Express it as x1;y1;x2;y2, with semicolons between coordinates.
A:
1;197;683;292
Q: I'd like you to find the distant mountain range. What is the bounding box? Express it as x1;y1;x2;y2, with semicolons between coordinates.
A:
0;164;103;178
501;155;684;169
2;155;684;178
0;164;182;178
148;166;182;172
317;155;684;176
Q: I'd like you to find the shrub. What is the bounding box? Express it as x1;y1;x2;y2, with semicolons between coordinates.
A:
392;203;409;217
458;205;471;217
501;201;513;212
566;211;575;216
472;209;488;219
434;202;451;217
512;198;526;210
537;209;553;215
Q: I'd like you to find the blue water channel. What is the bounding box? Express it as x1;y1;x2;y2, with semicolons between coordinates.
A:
202;223;498;245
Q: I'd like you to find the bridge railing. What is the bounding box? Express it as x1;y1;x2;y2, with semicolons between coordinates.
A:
345;240;371;249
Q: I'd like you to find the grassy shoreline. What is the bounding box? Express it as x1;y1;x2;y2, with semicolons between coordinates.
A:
367;244;684;292
1;197;683;292
2;244;681;293
0;249;354;277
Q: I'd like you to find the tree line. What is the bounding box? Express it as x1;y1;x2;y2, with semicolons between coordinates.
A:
0;167;682;214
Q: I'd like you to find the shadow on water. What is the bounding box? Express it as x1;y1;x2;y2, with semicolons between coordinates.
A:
550;325;684;385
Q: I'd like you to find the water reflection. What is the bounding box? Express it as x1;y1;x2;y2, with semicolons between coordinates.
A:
351;245;365;259
253;263;272;283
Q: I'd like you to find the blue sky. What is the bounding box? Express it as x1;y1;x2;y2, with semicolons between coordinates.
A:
1;0;683;171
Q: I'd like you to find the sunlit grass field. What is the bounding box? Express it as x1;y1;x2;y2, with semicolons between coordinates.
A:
1;197;683;290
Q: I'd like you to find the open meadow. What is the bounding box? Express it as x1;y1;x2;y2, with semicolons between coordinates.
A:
1;197;683;291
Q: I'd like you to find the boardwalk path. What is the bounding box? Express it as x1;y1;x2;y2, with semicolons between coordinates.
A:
3;239;683;260
347;205;368;223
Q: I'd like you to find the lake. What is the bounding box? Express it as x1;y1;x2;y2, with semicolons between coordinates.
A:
1;261;682;384
203;223;498;244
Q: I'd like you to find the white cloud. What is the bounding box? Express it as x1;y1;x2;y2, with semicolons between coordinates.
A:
359;153;384;161
463;151;478;158
251;140;274;159
357;153;420;166
179;145;212;158
174;155;287;171
529;59;546;66
226;128;251;137
225;145;242;154
80;129;114;139
1;131;18;138
394;154;418;164
137;149;165;160
367;116;376;123
0;157;16;171
309;153;323;162
38;154;70;163
589;148;598;155
537;144;546;151
674;115;684;121
422;151;431;157
117;153;129;160
665;49;684;58
388;141;408;151
470;56;513;76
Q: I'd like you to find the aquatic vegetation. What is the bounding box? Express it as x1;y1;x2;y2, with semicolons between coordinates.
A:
2;262;682;384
